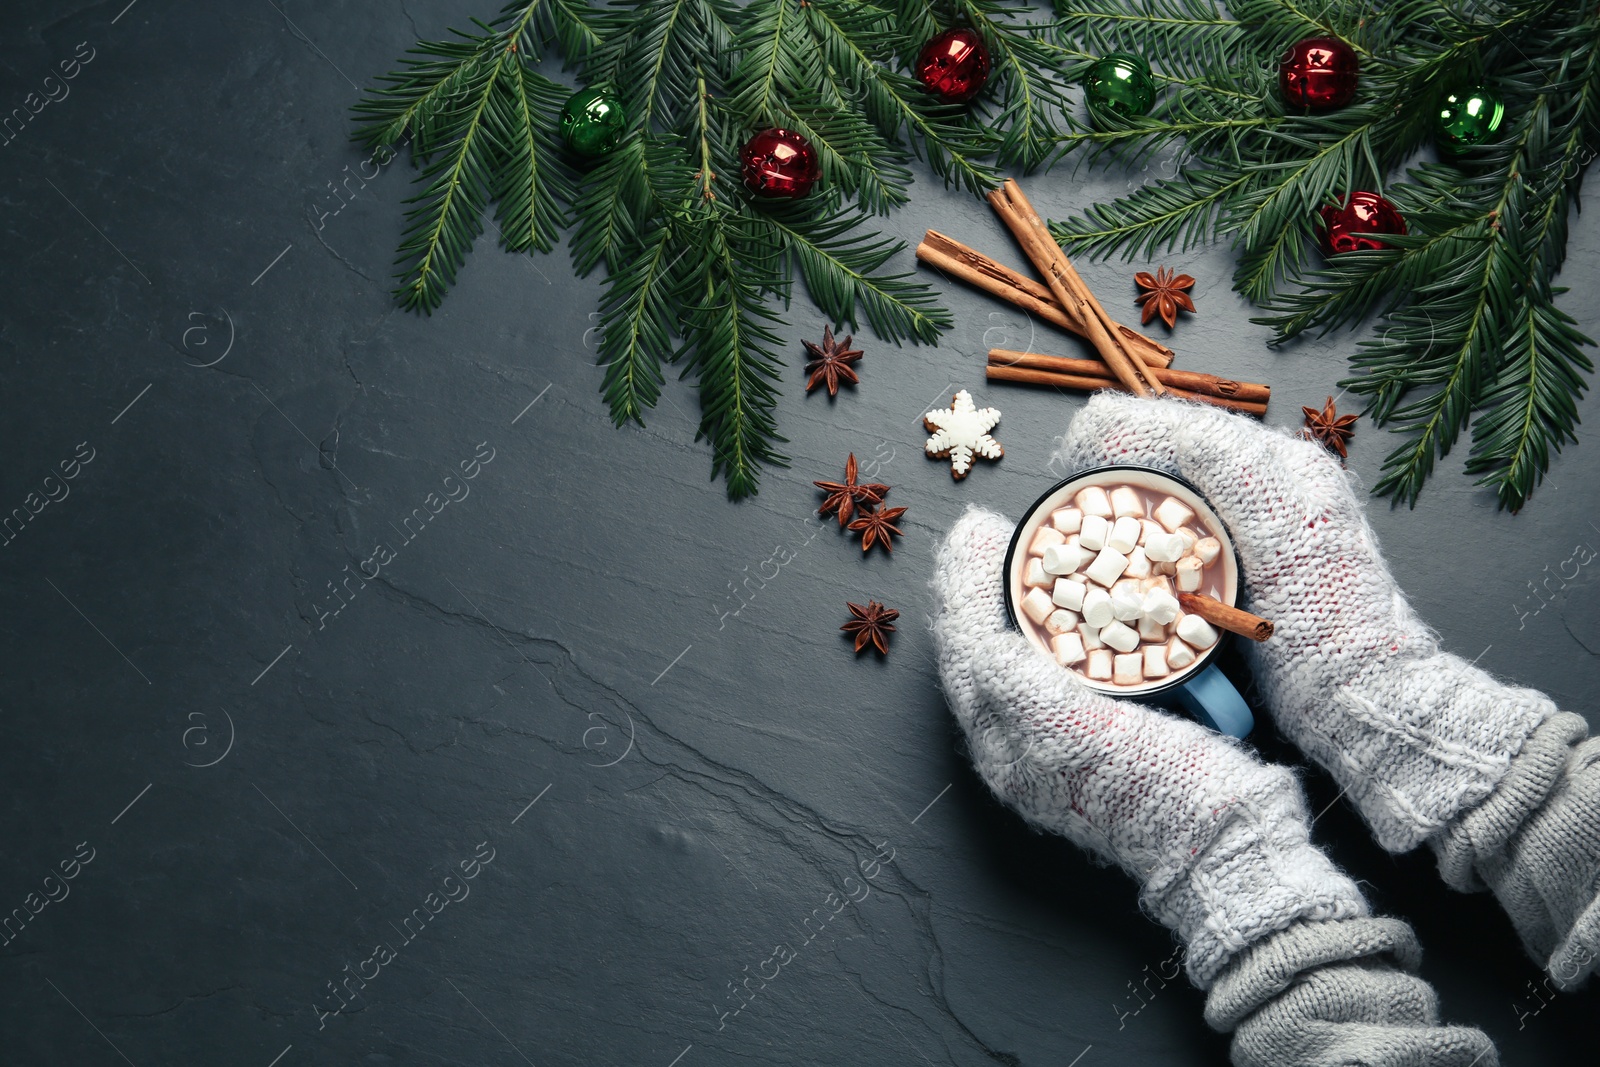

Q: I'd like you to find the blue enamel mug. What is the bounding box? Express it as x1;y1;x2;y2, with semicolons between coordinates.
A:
1002;465;1254;738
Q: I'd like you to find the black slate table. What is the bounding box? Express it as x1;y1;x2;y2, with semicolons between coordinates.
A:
3;3;1598;1064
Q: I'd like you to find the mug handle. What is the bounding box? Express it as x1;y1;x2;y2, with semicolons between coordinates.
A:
1171;663;1254;739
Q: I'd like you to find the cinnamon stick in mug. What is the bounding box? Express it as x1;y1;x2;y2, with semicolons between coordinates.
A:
1178;592;1275;642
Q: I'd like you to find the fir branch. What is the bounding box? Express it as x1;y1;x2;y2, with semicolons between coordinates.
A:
728;0;811;123
805;0;1003;191
352;40;493;152
569;137;654;276
596;220;682;424
1051;166;1256;260
1350;95;1549;505
1228;113;1385;299
953;0;1070;170
490;57;574;253
1463;287;1591;510
389;51;502;312
1463;34;1600;508
760;204;953;342
1050;0;1244;78
1230;0;1373;61
679;209;791;498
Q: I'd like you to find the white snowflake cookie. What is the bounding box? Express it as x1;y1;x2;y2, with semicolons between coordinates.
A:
923;390;1002;480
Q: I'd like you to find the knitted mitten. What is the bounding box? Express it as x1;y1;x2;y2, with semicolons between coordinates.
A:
1057;392;1600;988
934;508;1496;1065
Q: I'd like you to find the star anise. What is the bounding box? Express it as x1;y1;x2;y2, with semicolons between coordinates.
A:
848;503;907;554
1300;396;1360;460
841;599;899;655
802;325;863;397
814;453;890;528
1134;267;1197;329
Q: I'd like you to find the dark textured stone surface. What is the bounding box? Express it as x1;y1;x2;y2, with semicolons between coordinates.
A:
1;2;1597;1064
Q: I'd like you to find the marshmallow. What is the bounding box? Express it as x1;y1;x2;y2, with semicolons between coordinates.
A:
1138;614;1168;643
1154;496;1195;533
1081;586;1114;628
1099;619;1140;653
1123;546;1152;579
1142;587;1180;625
1023;558;1051;588
1078;623;1105;650
1042;542;1092;575
1110;486;1143;519
1107;515;1142;554
1051;578;1085;612
1086;648;1114;680
1085;547;1130;587
1029;525;1065;554
1045;608;1079;635
1144;530;1185;563
1166;636;1197;670
1112;652;1144;685
1111;586;1144;622
1140;519;1164;546
1075;486;1114;517
1195;537;1222;567
1142;574;1174;597
1052;632;1086;667
1142;644;1170;678
1176;613;1219;650
1176;526;1199;554
1078;513;1110;551
1153;559;1177;576
1112;577;1144;598
1176;556;1204;592
1051;507;1083;535
1021;587;1055;625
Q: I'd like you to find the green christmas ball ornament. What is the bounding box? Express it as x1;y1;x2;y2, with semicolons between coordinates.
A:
1436;85;1504;153
560;86;627;157
1084;52;1156;125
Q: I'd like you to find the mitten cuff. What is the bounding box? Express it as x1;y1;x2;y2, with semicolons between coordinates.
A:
1211;917;1499;1067
1431;711;1589;891
1432;711;1600;989
1204;915;1419;1030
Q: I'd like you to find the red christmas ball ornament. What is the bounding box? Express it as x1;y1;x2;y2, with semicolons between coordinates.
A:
740;127;820;199
1318;191;1406;255
1279;36;1359;110
914;28;992;104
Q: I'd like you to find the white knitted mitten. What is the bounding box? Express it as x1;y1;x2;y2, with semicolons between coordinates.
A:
1057;392;1600;988
934;508;1497;1065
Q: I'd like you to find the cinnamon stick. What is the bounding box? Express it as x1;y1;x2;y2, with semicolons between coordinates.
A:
986;364;1268;418
1178;592;1275;642
986;186;1155;398
994;180;1167;397
916;231;1174;369
989;349;1270;405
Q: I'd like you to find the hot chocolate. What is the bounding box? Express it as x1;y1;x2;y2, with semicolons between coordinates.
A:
1015;480;1227;688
